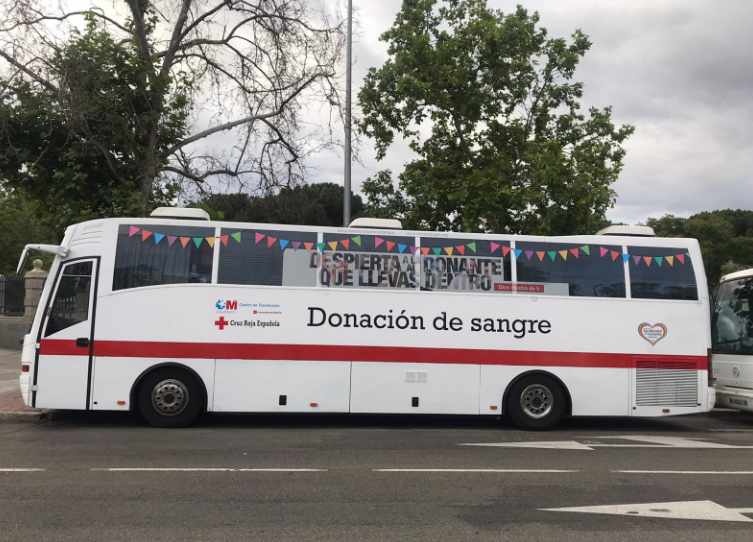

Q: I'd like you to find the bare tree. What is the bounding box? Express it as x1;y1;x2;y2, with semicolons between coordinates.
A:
0;0;344;207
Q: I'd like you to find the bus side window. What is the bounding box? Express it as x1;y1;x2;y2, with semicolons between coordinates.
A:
419;237;510;293
45;261;93;337
628;246;697;300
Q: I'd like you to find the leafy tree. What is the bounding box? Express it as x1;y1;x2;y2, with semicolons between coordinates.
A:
197;183;364;227
0;19;186;231
648;210;753;288
0;191;57;275
359;0;633;234
0;1;343;211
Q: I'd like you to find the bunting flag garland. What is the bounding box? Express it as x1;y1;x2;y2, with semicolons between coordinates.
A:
126;226;691;270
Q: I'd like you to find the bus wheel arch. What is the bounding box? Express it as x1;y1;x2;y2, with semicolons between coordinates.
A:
501;370;572;429
131;363;207;427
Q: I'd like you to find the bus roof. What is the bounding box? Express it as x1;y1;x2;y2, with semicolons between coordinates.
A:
720;268;753;283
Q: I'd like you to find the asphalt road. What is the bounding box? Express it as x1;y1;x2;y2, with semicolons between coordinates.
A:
2;410;753;541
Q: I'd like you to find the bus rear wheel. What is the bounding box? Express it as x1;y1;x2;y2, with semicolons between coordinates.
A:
136;368;204;427
506;374;566;430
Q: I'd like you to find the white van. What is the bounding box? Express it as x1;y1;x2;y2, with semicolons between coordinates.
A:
712;268;753;412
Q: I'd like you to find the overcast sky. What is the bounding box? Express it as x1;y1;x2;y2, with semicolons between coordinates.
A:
307;0;753;225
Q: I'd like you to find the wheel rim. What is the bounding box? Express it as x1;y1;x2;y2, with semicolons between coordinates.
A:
520;383;553;419
151;379;190;416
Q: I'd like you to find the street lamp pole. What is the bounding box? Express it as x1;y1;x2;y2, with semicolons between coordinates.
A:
343;0;352;227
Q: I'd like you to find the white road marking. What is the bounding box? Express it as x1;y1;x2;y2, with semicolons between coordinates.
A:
460;440;594;450
613;470;753;475
91;468;327;472
542;500;753;523
373;468;579;473
462;435;753;451
0;468;45;472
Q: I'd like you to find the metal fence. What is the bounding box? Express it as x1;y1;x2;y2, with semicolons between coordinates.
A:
0;275;25;316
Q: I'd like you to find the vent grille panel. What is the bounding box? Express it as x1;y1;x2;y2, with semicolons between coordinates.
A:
636;360;698;407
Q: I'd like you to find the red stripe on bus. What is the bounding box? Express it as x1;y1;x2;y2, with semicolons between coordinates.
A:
38;339;708;370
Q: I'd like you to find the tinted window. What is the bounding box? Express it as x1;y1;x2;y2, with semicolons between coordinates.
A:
45;261;92;337
319;232;416;289
713;277;753;354
420;237;511;293
516;242;625;297
113;225;214;290
628;246;697;300
218;228;318;286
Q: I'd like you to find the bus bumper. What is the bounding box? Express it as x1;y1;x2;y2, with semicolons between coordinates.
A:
715;385;753;413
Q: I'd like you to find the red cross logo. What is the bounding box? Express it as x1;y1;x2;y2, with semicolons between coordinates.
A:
214;316;229;330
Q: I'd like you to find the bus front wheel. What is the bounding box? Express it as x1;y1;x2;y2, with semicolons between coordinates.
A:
136;368;204;427
506;374;567;430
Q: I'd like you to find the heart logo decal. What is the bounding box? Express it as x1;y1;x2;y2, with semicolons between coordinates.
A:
638;322;667;345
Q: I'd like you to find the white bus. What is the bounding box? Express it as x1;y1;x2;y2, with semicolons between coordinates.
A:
712;268;753;412
18;208;715;428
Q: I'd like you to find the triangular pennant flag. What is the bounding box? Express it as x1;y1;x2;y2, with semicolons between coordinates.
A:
327;241;338;251
622;253;630;263
220;235;229;247
611;250;620;261
304;242;314;250
153;233;165;244
467;242;477;253
676;254;685;264
643;256;653;266
665;255;674;266
633;255;642;265
231;232;241;243
292;240;301;249
559;250;568;261
514;249;523;258
569;248;579;258
455;245;465;255
547;251;557;261
599;247;608;257
432;247;441;256
490;241;500;253
341;239;350;250
501;246;511;257
167;235;177;247
266;236;277;248
179;237;191;248
398;243;407;253
536;251;545;261
581;245;590;256
128;226;140;237
192;237;203;248
255;232;265;245
374;236;384;248
141;229;153;241
279;239;289;250
316;242;325;251
654;256;663;267
421;247;430;256
386;241;396;252
351;236;362;247
205;236;215;248
444;246;454;256
525;250;534;260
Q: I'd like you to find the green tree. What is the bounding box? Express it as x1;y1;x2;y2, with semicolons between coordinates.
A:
197;183;364;227
0;191;57;275
0;19;187;232
359;0;633;234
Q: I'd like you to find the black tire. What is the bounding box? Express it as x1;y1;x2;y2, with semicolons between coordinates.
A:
136;367;204;427
506;374;567;430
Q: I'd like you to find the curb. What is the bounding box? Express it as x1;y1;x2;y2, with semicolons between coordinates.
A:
0;410;47;423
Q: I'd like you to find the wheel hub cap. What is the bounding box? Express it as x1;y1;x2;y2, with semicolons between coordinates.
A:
520;384;553;419
151;379;189;416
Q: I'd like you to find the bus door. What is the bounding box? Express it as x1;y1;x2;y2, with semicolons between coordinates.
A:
34;258;99;409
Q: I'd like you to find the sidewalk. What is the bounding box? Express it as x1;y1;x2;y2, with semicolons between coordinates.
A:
0;347;40;419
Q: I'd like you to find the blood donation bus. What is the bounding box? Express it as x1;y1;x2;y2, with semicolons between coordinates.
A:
17;208;716;428
712;268;753;412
